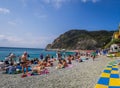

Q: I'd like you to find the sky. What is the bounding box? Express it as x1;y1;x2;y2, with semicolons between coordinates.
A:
0;0;120;48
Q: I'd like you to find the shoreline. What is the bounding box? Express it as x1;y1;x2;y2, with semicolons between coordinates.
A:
45;48;94;52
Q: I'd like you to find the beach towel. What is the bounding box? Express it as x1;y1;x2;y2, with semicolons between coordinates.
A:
4;66;32;74
3;69;22;74
21;68;49;78
21;74;27;78
108;61;117;65
31;69;49;76
66;64;73;68
24;67;32;72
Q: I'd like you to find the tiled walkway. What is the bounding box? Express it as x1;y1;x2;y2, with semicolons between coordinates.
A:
95;61;120;88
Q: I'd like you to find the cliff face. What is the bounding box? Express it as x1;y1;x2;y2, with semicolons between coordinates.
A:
46;30;114;50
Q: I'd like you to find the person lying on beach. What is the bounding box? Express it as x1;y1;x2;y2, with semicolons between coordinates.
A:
32;64;44;73
47;58;53;67
32;61;41;73
30;60;34;64
76;55;83;62
5;63;16;74
56;59;68;69
62;59;68;68
33;58;39;64
56;59;63;69
4;56;9;66
41;59;54;67
67;55;72;64
45;54;50;62
51;56;56;61
32;61;49;74
0;61;6;71
71;55;75;60
42;60;47;67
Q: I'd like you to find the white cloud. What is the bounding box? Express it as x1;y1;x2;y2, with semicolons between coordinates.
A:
0;8;10;14
81;0;100;3
52;0;66;8
43;0;51;4
42;0;100;8
0;34;22;43
8;19;23;26
34;13;47;19
21;0;28;7
0;33;56;48
38;15;47;18
81;0;87;3
8;21;17;26
43;0;71;9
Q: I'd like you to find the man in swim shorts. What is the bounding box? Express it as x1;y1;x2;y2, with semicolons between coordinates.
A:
21;51;28;75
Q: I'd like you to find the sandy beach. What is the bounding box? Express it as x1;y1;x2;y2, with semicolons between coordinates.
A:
0;56;114;88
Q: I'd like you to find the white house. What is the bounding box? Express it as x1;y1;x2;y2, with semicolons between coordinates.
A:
110;44;120;53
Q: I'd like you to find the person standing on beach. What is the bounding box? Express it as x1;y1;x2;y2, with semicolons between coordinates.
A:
45;54;50;62
21;52;28;75
91;51;96;61
56;52;58;59
40;54;43;60
9;53;16;64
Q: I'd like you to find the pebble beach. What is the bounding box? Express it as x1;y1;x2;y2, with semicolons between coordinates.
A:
0;56;114;88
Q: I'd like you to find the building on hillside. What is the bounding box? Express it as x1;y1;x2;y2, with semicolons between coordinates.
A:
113;24;120;39
110;44;120;53
109;24;120;53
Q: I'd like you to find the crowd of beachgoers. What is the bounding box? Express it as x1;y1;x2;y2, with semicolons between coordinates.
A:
0;49;108;78
0;49;115;88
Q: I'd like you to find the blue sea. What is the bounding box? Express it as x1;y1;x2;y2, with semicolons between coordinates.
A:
0;47;75;61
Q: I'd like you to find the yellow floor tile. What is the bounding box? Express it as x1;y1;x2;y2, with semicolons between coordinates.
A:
111;70;119;74
95;84;108;88
105;68;112;70
112;66;118;68
101;72;110;78
109;78;120;86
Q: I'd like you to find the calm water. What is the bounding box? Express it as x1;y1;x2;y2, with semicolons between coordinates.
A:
0;47;75;61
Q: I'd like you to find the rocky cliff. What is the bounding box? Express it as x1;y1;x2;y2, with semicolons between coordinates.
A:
46;30;114;50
